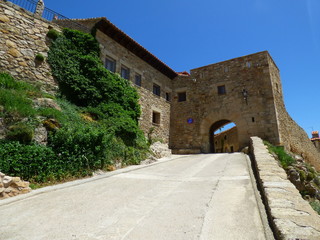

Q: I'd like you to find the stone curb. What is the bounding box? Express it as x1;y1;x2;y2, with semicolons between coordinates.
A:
0;154;188;207
250;136;320;240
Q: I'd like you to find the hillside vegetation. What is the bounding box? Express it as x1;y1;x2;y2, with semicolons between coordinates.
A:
265;141;320;215
0;28;149;185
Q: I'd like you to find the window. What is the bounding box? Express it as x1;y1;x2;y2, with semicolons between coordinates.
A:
252;117;255;122
224;66;229;73
217;85;226;95
105;57;116;72
165;92;171;102
152;111;160;125
153;84;161;96
246;61;252;68
178;92;186;102
121;66;130;80
135;74;141;86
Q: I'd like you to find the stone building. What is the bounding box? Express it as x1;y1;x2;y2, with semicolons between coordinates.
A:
1;0;320;169
213;126;239;153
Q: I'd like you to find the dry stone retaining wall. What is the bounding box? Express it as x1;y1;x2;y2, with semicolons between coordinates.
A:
0;0;61;93
250;136;320;240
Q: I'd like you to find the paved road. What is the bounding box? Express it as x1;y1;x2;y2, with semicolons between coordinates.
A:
0;153;273;240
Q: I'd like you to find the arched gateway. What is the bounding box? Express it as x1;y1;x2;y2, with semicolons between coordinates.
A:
169;51;282;154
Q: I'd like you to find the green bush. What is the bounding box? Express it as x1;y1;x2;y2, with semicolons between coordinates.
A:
0;141;59;182
46;28;60;40
48;122;112;171
35;53;45;62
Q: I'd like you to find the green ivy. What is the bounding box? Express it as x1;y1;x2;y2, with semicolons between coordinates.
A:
47;28;141;143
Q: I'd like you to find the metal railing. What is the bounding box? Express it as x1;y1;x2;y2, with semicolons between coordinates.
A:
3;0;90;32
5;0;68;21
4;0;37;13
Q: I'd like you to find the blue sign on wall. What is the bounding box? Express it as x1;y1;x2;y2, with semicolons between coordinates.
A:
187;118;194;124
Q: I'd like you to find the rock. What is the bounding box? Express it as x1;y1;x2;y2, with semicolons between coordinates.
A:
34;126;47;145
0;173;31;199
0;172;5;178
3;176;13;188
18;61;28;67
305;182;318;197
33;98;61;111
8;48;21;57
42;118;61;131
150;141;171;159
241;146;249;154
0;15;10;23
294;154;304;162
11;180;29;189
5;40;16;48
20;49;33;57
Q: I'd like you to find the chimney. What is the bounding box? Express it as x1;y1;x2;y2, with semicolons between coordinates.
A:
312;131;319;139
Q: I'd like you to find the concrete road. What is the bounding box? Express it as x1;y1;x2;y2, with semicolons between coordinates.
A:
0;153;273;240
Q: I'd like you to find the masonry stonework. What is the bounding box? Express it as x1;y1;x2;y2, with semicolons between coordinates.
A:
0;1;59;93
1;0;320;170
170;52;281;153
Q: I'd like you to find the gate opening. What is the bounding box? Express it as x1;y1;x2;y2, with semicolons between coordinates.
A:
209;120;238;153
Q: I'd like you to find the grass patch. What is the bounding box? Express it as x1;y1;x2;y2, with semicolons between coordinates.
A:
264;141;296;168
310;200;320;215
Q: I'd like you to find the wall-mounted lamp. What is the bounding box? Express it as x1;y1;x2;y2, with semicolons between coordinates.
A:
242;89;248;105
192;78;197;83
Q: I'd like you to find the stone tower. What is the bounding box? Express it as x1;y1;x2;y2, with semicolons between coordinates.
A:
170;51;282;153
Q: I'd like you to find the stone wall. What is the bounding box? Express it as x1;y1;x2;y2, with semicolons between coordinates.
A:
268;57;320;170
0;1;60;93
250;137;320;240
170;51;281;153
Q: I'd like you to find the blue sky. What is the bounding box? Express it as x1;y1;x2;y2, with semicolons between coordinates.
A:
42;0;320;136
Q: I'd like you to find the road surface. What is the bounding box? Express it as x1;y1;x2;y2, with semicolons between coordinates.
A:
0;153;273;240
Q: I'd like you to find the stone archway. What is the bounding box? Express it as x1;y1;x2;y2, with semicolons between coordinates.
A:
199;112;248;153
209;119;232;153
210;121;239;153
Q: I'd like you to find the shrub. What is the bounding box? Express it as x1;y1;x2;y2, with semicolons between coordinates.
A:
0;141;59;182
48;122;112;171
35;53;45;62
46;29;60;40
